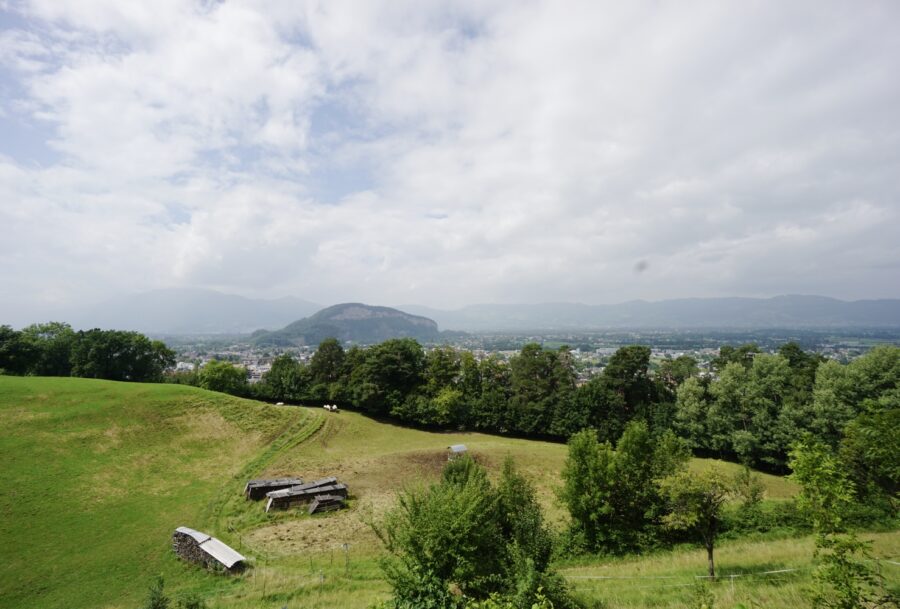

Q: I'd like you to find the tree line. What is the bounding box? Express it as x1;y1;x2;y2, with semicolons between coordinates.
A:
203;337;896;476
0;322;175;382
4;323;895;492
211;338;687;439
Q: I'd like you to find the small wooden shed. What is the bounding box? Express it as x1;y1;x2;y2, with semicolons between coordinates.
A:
172;527;246;573
308;494;346;514
265;483;348;512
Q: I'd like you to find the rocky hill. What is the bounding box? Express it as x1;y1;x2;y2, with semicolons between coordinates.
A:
252;303;442;346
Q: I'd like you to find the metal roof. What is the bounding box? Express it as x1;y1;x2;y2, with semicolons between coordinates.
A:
199;537;246;569
175;527;246;569
449;444;468;452
176;526;211;544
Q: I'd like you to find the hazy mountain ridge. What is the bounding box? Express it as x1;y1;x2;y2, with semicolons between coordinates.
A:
251;303;442;346
13;292;899;335
398;295;900;331
65;288;322;334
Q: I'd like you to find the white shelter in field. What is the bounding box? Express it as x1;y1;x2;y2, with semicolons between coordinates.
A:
447;444;468;460
172;527;246;572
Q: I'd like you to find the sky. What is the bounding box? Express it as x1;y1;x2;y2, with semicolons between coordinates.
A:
1;0;899;321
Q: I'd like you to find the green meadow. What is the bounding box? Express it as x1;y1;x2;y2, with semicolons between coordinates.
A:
0;376;896;609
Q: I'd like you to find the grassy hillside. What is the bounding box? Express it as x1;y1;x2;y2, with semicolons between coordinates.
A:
0;377;320;609
234;406;800;556
1;376;894;609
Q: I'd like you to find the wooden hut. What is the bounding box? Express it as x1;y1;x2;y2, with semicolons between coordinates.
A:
265;482;348;512
172;527;246;573
308;494;346;514
291;476;338;490
244;477;303;500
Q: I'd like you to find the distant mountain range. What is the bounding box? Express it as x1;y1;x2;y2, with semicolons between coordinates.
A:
65;288;322;334
398;295;900;331
11;291;900;335
251;303;442;346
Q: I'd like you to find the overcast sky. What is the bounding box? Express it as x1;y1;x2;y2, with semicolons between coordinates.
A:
1;0;899;320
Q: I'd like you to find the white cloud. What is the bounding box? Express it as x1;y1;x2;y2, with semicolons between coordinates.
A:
1;0;899;322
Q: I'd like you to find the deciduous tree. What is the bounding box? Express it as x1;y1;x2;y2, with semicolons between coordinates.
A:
658;468;732;578
261;354;308;401
789;438;897;609
559;422;688;553
198;360;248;395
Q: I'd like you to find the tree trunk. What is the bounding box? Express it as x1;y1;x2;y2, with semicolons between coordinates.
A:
706;542;715;579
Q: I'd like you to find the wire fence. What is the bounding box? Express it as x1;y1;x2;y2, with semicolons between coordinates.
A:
566;568;807;592
563;555;899;593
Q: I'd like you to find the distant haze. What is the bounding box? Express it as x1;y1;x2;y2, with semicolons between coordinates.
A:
1;2;899;318
8;289;899;334
401;295;900;332
51;289;321;335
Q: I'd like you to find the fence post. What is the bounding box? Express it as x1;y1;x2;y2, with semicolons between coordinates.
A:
343;543;350;577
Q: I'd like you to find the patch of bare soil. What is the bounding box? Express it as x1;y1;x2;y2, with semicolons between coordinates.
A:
244;448;492;556
243;506;381;557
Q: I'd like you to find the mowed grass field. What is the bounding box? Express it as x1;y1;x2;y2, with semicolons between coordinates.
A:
1;376;896;609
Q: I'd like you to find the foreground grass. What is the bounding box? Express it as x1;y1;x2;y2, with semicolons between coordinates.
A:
5;376;891;609
561;531;900;609
0;377;313;609
192;530;898;609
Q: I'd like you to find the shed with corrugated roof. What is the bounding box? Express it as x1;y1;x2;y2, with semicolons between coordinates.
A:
448;444;468;460
172;527;246;572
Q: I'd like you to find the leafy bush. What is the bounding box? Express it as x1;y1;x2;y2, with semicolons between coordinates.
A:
375;455;580;609
141;575;170;609
721;499;811;537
